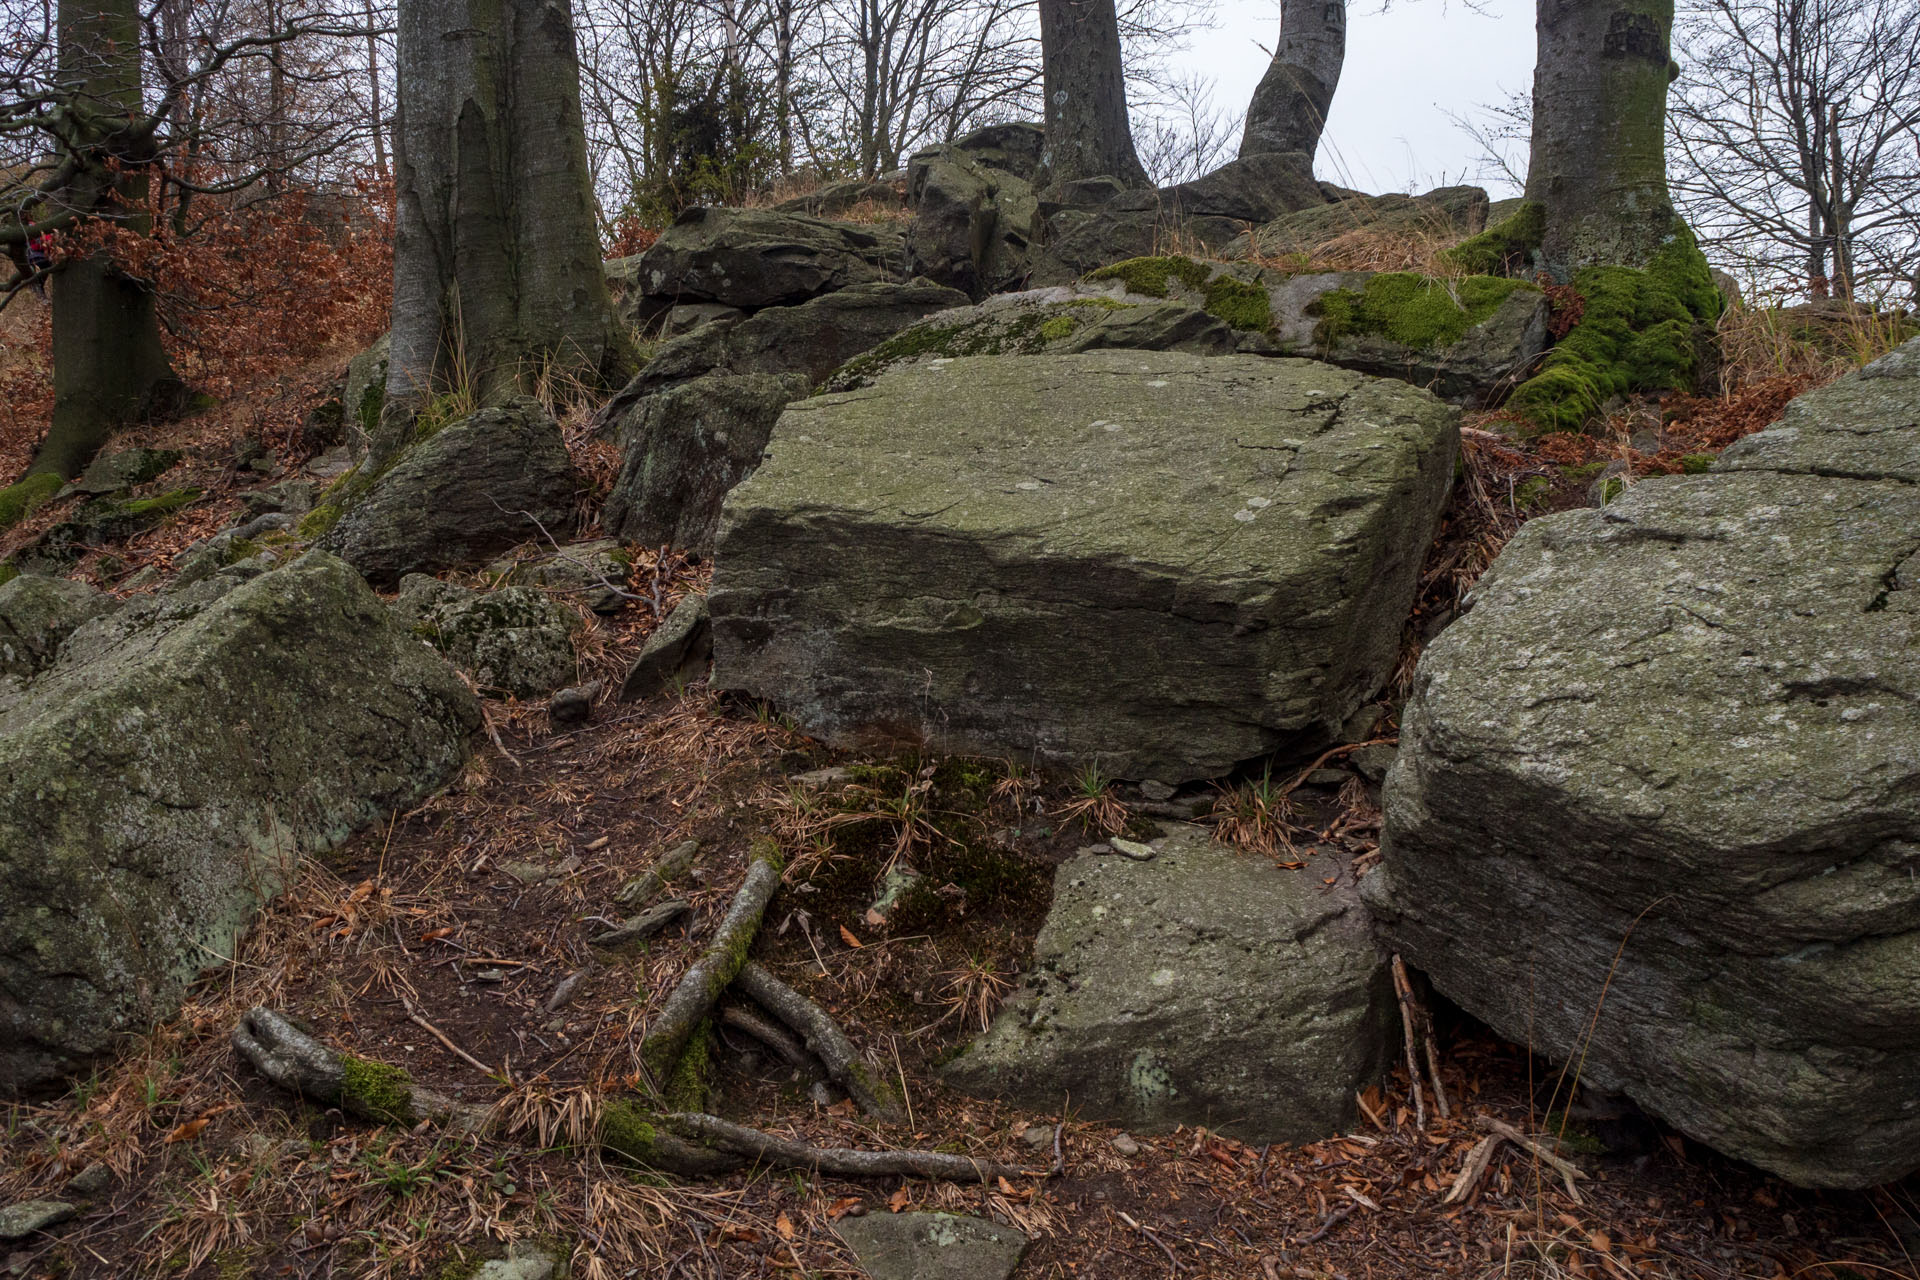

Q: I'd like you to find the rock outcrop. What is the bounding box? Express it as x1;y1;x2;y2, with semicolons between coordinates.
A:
943;828;1393;1142
1364;339;1920;1188
1239;185;1491;260
632;207;908;312
905;123;1047;298
319;398;581;586
0;553;478;1091
710;351;1457;781
0;576;113;682
392;575;579;700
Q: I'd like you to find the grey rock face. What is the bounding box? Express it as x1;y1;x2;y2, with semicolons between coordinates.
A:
1366;339;1920;1188
621;594;711;701
710;351;1457;781
61;447;184;498
397;577;578;700
907;136;1043;299
0;553;478;1092
834;1212;1028;1280
635;207;908;310
486;539;631;615
0;1200;74;1240
341;332;391;446
595;281;968;434
774;176;905;218
943;828;1394;1142
0;576;113;681
323;397;581;586
604;372;812;552
824;288;1238;392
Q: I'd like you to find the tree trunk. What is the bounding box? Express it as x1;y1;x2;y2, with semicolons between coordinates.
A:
1036;0;1148;190
385;0;620;427
1240;0;1345;163
1524;0;1681;276
30;0;178;480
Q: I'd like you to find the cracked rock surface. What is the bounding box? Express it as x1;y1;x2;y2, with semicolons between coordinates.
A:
1365;337;1920;1188
0;553;479;1093
941;826;1394;1142
708;351;1457;781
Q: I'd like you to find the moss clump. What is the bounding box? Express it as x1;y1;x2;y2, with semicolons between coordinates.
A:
1037;315;1078;342
1513;475;1553;511
0;561;17;587
117;488;201;520
297;503;343;539
1508;222;1722;431
1442;200;1546;276
1086;255;1211;298
598;1099;665;1163
1679;452;1716;474
1202;274;1274;332
1312;273;1537;350
0;472;63;532
662;1019;715;1111
339;1054;416;1124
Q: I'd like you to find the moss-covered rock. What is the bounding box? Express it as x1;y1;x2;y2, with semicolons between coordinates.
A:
0;474;63;533
1507;223;1722;430
395;578;578;700
0;575;115;681
1440;200;1546;276
1311;273;1538;350
0;552;479;1091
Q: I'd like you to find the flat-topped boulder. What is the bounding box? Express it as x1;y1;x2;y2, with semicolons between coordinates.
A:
942;827;1393;1142
1364;339;1920;1188
633;206;908;311
709;350;1457;781
0;553;478;1091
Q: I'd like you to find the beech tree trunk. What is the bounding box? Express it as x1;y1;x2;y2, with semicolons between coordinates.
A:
1036;0;1149;190
1240;0;1346;163
32;0;178;480
1525;0;1681;276
386;0;619;421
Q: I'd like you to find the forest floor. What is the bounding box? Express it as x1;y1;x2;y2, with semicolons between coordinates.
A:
3;294;1918;1280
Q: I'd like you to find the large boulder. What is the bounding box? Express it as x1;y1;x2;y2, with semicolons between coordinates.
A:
633;207;908;311
1079;257;1550;405
1363;340;1920;1188
0;552;478;1091
593;280;969;431
392;575;579;700
0;576;113;682
319;397;581;586
1239;186;1491;261
906;126;1047;298
943;828;1393;1141
710;351;1457;781
824;288;1241;391
603;372;811;552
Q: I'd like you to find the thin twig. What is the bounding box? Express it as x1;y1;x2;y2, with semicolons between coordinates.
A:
402;996;501;1079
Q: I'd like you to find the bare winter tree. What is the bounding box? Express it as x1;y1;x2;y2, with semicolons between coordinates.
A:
1036;0;1149;188
1525;0;1687;276
1241;0;1344;166
384;0;621;432
1670;0;1920;300
0;0;384;479
1134;68;1241;184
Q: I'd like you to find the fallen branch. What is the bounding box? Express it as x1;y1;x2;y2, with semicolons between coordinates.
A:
736;962;903;1122
402;995;502;1079
638;843;783;1085
233;1006;1019;1183
1450;1115;1589;1205
617;839;701;906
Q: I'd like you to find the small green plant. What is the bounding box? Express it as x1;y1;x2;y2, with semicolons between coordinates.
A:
1054;764;1128;836
1211;767;1300;858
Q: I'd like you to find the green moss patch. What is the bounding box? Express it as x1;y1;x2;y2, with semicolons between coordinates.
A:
1312;274;1537;351
340;1054;417;1124
1202;274;1274;332
1442;200;1545;276
0;473;63;532
1086;255;1211;299
1508;223;1722;431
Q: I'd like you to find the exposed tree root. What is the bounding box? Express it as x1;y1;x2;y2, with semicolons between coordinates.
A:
737;961;903;1122
639;843;783;1084
231;1006;1027;1183
591;897;690;949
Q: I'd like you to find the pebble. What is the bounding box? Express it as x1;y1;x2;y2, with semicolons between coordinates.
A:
1111;838;1156;861
1111;1134;1142;1158
1138;780;1176;802
63;1164;111;1198
0;1201;74;1241
1019;1124;1057;1151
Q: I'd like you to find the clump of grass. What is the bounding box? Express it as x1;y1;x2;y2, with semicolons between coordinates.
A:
1210;767;1301;858
1052;764;1129;837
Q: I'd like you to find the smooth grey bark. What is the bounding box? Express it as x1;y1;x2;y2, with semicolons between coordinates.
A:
386;0;621;424
32;0;178;480
1036;0;1149;190
1240;0;1346;162
1525;0;1682;275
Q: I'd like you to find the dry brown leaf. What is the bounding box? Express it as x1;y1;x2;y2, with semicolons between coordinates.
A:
825;1197;863;1221
164;1117;210;1144
839;924;864;948
887;1187;911;1213
775;1212;796;1241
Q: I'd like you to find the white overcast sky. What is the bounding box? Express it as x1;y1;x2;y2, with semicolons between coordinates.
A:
1164;0;1537;197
